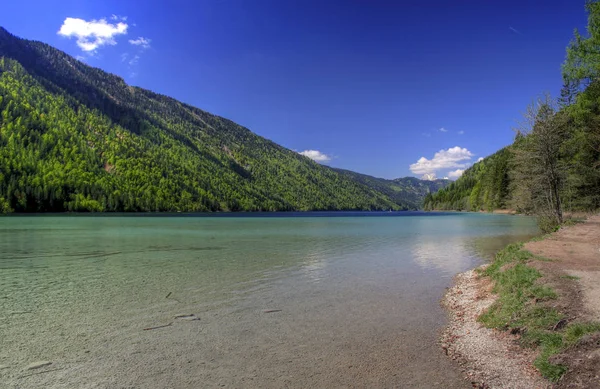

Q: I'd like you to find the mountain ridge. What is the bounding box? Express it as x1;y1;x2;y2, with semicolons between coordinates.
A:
332;168;451;210
0;26;445;212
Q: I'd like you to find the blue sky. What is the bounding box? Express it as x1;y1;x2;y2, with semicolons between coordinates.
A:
0;0;588;179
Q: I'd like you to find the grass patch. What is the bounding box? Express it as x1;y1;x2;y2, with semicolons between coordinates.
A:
560;275;580;280
476;243;586;382
482;243;533;277
532;254;554;262
529;234;552;243
562;218;585;227
530;285;558;300
535;343;568;382
563;322;600;345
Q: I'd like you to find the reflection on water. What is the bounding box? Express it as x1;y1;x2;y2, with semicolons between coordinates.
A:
0;213;539;388
412;237;475;275
411;214;539;274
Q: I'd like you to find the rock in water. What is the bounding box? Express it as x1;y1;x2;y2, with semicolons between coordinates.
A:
174;313;194;319
26;361;52;370
263;309;282;313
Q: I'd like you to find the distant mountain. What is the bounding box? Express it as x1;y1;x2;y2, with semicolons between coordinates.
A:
0;27;447;213
332;168;451;210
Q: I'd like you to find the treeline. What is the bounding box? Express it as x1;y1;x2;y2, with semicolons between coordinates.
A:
424;1;600;230
0;27;413;213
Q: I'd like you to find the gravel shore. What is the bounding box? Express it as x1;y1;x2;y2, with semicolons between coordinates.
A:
441;268;551;389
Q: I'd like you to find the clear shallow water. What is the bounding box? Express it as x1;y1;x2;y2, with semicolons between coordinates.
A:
0;213;538;388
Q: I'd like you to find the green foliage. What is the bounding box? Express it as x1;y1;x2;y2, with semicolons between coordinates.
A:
537;215;562;234
425;2;600;218
482;243;532;277
0;196;11;213
0;27;445;213
478;244;567;380
478;242;600;382
563;322;600;345
562;0;600;91
532;333;567;382
423;147;513;212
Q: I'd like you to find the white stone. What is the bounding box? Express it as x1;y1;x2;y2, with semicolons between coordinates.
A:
26;361;52;370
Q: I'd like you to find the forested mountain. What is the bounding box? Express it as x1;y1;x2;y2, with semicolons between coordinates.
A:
424;91;600;218
423;148;513;212
425;2;600;227
0;27;445;213
333;168;450;210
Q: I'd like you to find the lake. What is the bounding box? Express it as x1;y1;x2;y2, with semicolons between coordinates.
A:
0;212;538;388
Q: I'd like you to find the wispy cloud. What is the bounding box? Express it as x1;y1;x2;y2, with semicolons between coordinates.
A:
129;36;151;49
457;130;465;135
58;17;128;52
422;132;431;137
439;127;448;133
128;55;140;66
298;150;332;163
111;15;128;22
409;146;474;176
509;26;522;35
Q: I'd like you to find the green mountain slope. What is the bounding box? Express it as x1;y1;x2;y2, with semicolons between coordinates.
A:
0;27;445;213
424;98;599;215
422;147;512;212
424;2;600;219
333;168;450;210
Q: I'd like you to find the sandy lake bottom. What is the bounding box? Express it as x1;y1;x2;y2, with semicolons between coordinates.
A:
0;213;539;388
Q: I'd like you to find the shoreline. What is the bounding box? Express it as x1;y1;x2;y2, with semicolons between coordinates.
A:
441;268;550;388
441;214;600;388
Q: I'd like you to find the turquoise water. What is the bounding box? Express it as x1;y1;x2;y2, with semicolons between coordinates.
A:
0;213;538;388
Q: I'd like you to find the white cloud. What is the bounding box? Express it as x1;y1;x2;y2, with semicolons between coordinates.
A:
409;146;474;176
111;15;128;21
58;17;128;52
299;150;332;163
458;130;465;135
439;127;448;132
128;55;140;66
477;157;484;162
448;169;464;179
129;37;151;49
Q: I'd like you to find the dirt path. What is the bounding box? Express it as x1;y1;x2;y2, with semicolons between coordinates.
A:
525;214;600;322
524;214;600;388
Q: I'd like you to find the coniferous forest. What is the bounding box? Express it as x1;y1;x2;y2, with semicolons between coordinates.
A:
425;2;600;230
0;27;447;213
